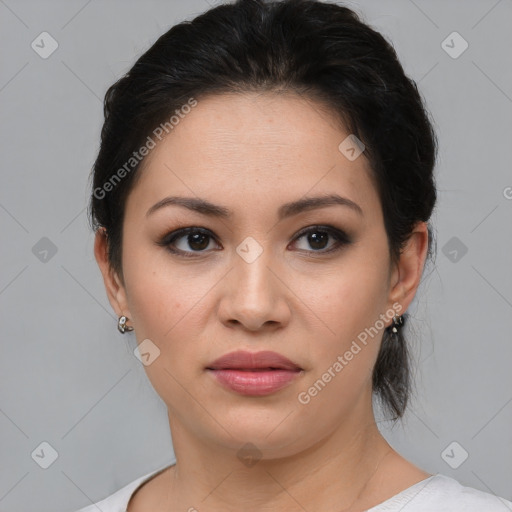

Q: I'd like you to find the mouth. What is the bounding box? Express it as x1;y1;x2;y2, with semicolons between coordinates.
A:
209;367;295;371
206;350;303;396
206;349;302;371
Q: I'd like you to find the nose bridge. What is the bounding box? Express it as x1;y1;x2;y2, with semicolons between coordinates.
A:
218;233;288;330
233;234;275;298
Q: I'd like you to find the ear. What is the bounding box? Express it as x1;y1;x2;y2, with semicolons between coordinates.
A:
387;221;429;317
94;228;132;322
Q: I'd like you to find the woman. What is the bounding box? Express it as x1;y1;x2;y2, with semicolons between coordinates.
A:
77;0;512;510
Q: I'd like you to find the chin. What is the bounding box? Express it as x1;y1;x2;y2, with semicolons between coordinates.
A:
201;405;309;454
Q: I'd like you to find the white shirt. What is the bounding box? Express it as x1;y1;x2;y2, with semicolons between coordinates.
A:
73;464;512;512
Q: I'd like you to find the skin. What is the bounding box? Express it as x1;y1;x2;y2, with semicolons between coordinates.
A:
95;91;431;512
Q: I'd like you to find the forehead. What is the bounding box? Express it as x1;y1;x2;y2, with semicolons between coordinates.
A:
126;92;379;222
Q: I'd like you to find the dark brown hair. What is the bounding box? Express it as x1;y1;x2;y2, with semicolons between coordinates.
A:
88;0;438;421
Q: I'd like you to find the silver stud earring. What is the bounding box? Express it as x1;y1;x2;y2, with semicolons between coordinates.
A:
391;314;404;333
117;315;134;334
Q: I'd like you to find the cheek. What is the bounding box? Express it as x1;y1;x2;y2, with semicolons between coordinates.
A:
121;240;213;368
297;238;391;404
126;271;191;342
121;238;185;338
121;250;205;408
313;251;390;344
293;265;389;426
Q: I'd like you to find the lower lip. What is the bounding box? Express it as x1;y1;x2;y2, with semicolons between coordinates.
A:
207;369;302;396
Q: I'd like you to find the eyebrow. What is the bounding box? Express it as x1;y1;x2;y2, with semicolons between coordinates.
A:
146;193;363;220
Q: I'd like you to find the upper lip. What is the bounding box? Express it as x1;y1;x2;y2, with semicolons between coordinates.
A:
206;350;302;371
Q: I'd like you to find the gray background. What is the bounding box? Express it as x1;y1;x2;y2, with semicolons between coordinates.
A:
1;0;511;511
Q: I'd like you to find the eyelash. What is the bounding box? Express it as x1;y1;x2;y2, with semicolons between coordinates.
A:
157;225;352;258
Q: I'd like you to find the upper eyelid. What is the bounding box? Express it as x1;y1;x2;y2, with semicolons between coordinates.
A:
162;225;349;248
166;224;344;238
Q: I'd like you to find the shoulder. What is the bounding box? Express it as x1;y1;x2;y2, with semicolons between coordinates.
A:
70;464;172;512
381;473;512;511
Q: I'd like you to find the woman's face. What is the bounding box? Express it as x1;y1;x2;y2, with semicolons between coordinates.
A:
97;92;426;458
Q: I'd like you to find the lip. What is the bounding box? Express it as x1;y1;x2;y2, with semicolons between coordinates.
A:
207;350;302;371
206;350;303;396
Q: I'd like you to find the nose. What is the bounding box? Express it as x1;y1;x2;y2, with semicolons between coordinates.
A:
217;244;291;332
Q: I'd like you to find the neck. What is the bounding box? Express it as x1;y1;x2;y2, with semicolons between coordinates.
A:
161;402;393;511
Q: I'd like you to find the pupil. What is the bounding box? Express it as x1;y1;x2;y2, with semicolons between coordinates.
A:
309;231;328;250
189;232;209;250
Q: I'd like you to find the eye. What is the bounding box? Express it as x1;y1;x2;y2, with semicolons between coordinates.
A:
158;225;351;258
290;225;351;254
158;227;220;257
